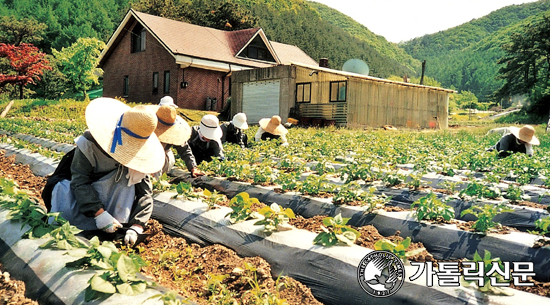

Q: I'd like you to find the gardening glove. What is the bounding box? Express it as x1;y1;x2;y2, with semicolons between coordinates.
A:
124;225;143;246
94;211;122;233
191;167;206;178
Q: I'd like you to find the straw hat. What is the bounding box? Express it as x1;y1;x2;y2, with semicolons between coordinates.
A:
259;115;288;135
85;98;165;174
159;96;178;108
510;125;539;145
199;114;222;140
148;105;191;146
231;112;248;130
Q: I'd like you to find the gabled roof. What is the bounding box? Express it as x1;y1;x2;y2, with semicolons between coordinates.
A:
99;9;318;71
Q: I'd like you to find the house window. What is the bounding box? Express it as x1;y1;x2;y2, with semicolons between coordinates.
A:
330;81;346;102
163;71;170;94
239;36;275;62
123;75;129;97
152;72;159;94
131;24;146;53
296;83;311;103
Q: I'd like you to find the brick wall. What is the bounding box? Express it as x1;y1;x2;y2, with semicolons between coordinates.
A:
102;21;230;111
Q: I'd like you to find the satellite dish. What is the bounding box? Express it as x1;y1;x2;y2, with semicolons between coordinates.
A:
342;59;369;76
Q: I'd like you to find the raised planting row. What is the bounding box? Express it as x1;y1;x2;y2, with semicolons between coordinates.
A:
168;170;550;282
151;191;550;305
2;140;550;303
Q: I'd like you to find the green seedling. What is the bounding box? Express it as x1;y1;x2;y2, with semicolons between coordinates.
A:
84;252;149;301
225;192;259;223
460;204;514;233
172;182;202;201
313;213;360;247
374;237;425;262
411;192;455;222
460;250;513;295
254;203;295;235
202;189;226;210
503;184;523;203
65;236;119;270
274;172;302;192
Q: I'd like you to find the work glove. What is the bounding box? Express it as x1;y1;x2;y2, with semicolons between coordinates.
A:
191;167;206;178
94;211;122;233
124;225;144;246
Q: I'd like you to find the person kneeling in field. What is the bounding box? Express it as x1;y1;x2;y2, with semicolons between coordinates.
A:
173;114;224;177
487;125;539;158
148;104;192;177
220;112;249;149
255;115;289;146
43;98;165;246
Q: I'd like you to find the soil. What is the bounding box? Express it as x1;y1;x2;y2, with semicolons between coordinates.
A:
1;149;549;300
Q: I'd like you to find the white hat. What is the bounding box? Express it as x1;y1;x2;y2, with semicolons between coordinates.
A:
159;96;178;108
231;112;248;130
85;98;164;174
199;114;222;140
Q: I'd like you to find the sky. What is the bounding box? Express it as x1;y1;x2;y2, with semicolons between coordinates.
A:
309;0;540;43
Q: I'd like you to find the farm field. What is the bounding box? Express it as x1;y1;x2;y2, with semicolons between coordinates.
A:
1;99;550;304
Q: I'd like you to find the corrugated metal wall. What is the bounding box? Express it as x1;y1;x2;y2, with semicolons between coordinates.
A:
294;66;449;129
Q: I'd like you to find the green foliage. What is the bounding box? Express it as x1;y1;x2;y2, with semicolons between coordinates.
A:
0;15;46;45
144;290;188;305
383;173;404;187
313;213;360;247
503;184;523;203
460;204;515;233
300;174;335;196
225;192;259;223
84;251;149;301
274;172;302;192
253;203;295;235
202;188;226;210
530;216;550;236
172;181;202;201
460;250;513;295
459;179;502;200
411;192;455;222
204;273;236;304
151;173;173;193
52;37;105;97
374;237;425;262
65;236;120;270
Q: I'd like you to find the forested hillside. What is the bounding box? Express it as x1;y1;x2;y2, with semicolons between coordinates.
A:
307;1;420;74
400;0;550;103
0;0;416;79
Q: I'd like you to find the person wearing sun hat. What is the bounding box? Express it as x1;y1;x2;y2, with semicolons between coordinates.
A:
173;114;225;177
159;95;178;108
48;97;164;246
220;112;249;148
147;105;192;177
255;115;289;146
487;125;540;158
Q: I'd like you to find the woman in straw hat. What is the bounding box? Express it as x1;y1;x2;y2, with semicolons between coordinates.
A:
255;115;288;146
148;105;191;177
173;114;225;177
49;98;165;246
487;125;540;158
220;112;249;149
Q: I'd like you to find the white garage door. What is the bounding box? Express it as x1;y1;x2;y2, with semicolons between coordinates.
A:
242;80;280;124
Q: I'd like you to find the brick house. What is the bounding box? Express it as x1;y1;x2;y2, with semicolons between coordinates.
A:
98;9;318;111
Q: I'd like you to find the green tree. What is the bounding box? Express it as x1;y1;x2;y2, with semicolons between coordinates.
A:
52;37;105;98
0;15;47;46
495;14;550;114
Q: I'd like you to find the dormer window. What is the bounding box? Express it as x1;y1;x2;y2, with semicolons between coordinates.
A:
131;24;146;53
240;35;275;62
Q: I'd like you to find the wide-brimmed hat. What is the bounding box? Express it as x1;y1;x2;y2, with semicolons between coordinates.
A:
159;96;178;108
148;105;191;146
85;98;165;174
231;112;248;130
510;125;539;145
259;115;288;135
199;114;222;140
